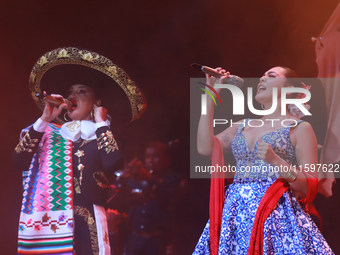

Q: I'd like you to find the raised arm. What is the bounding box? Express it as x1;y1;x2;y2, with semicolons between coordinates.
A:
93;104;124;173
95;126;124;173
13;95;67;170
197;68;239;156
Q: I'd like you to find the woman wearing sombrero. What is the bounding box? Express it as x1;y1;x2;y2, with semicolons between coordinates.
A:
13;47;146;255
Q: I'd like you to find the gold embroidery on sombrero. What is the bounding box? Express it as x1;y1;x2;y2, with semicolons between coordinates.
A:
29;47;147;124
57;49;68;58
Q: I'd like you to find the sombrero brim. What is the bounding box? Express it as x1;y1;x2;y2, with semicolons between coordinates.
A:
29;47;147;126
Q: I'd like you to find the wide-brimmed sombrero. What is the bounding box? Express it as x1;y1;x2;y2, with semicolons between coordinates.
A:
29;47;147;126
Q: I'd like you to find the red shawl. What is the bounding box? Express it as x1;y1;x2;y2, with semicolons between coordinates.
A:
247;178;289;255
209;137;226;255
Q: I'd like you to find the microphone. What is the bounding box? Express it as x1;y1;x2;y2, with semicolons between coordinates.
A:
36;93;73;109
191;63;244;87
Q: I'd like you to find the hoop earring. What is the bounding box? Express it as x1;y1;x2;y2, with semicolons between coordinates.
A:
64;112;71;122
91;109;95;120
261;104;265;110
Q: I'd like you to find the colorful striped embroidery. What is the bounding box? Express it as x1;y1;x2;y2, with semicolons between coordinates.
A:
19;124;74;254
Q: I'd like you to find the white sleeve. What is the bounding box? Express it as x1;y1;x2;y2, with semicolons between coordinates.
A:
95;121;109;130
33;118;49;133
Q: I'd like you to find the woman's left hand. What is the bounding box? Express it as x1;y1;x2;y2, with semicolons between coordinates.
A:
257;138;281;166
93;105;108;123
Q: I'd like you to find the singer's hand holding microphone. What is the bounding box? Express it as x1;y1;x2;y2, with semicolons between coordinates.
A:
191;63;244;92
41;92;68;123
205;67;231;94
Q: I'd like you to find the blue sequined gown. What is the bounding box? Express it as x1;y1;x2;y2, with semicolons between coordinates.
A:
193;119;333;255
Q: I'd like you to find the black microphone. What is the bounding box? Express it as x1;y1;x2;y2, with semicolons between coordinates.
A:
191;63;244;88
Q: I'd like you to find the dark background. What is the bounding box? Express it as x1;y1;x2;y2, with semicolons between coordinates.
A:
1;1;340;254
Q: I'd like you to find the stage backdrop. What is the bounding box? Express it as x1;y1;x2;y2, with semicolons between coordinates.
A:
316;2;340;197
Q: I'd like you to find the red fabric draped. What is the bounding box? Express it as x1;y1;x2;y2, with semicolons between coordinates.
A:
209;137;226;255
247;178;289;255
247;170;318;255
299;170;319;204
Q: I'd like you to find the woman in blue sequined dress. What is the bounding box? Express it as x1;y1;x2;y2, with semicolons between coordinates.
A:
194;66;333;254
